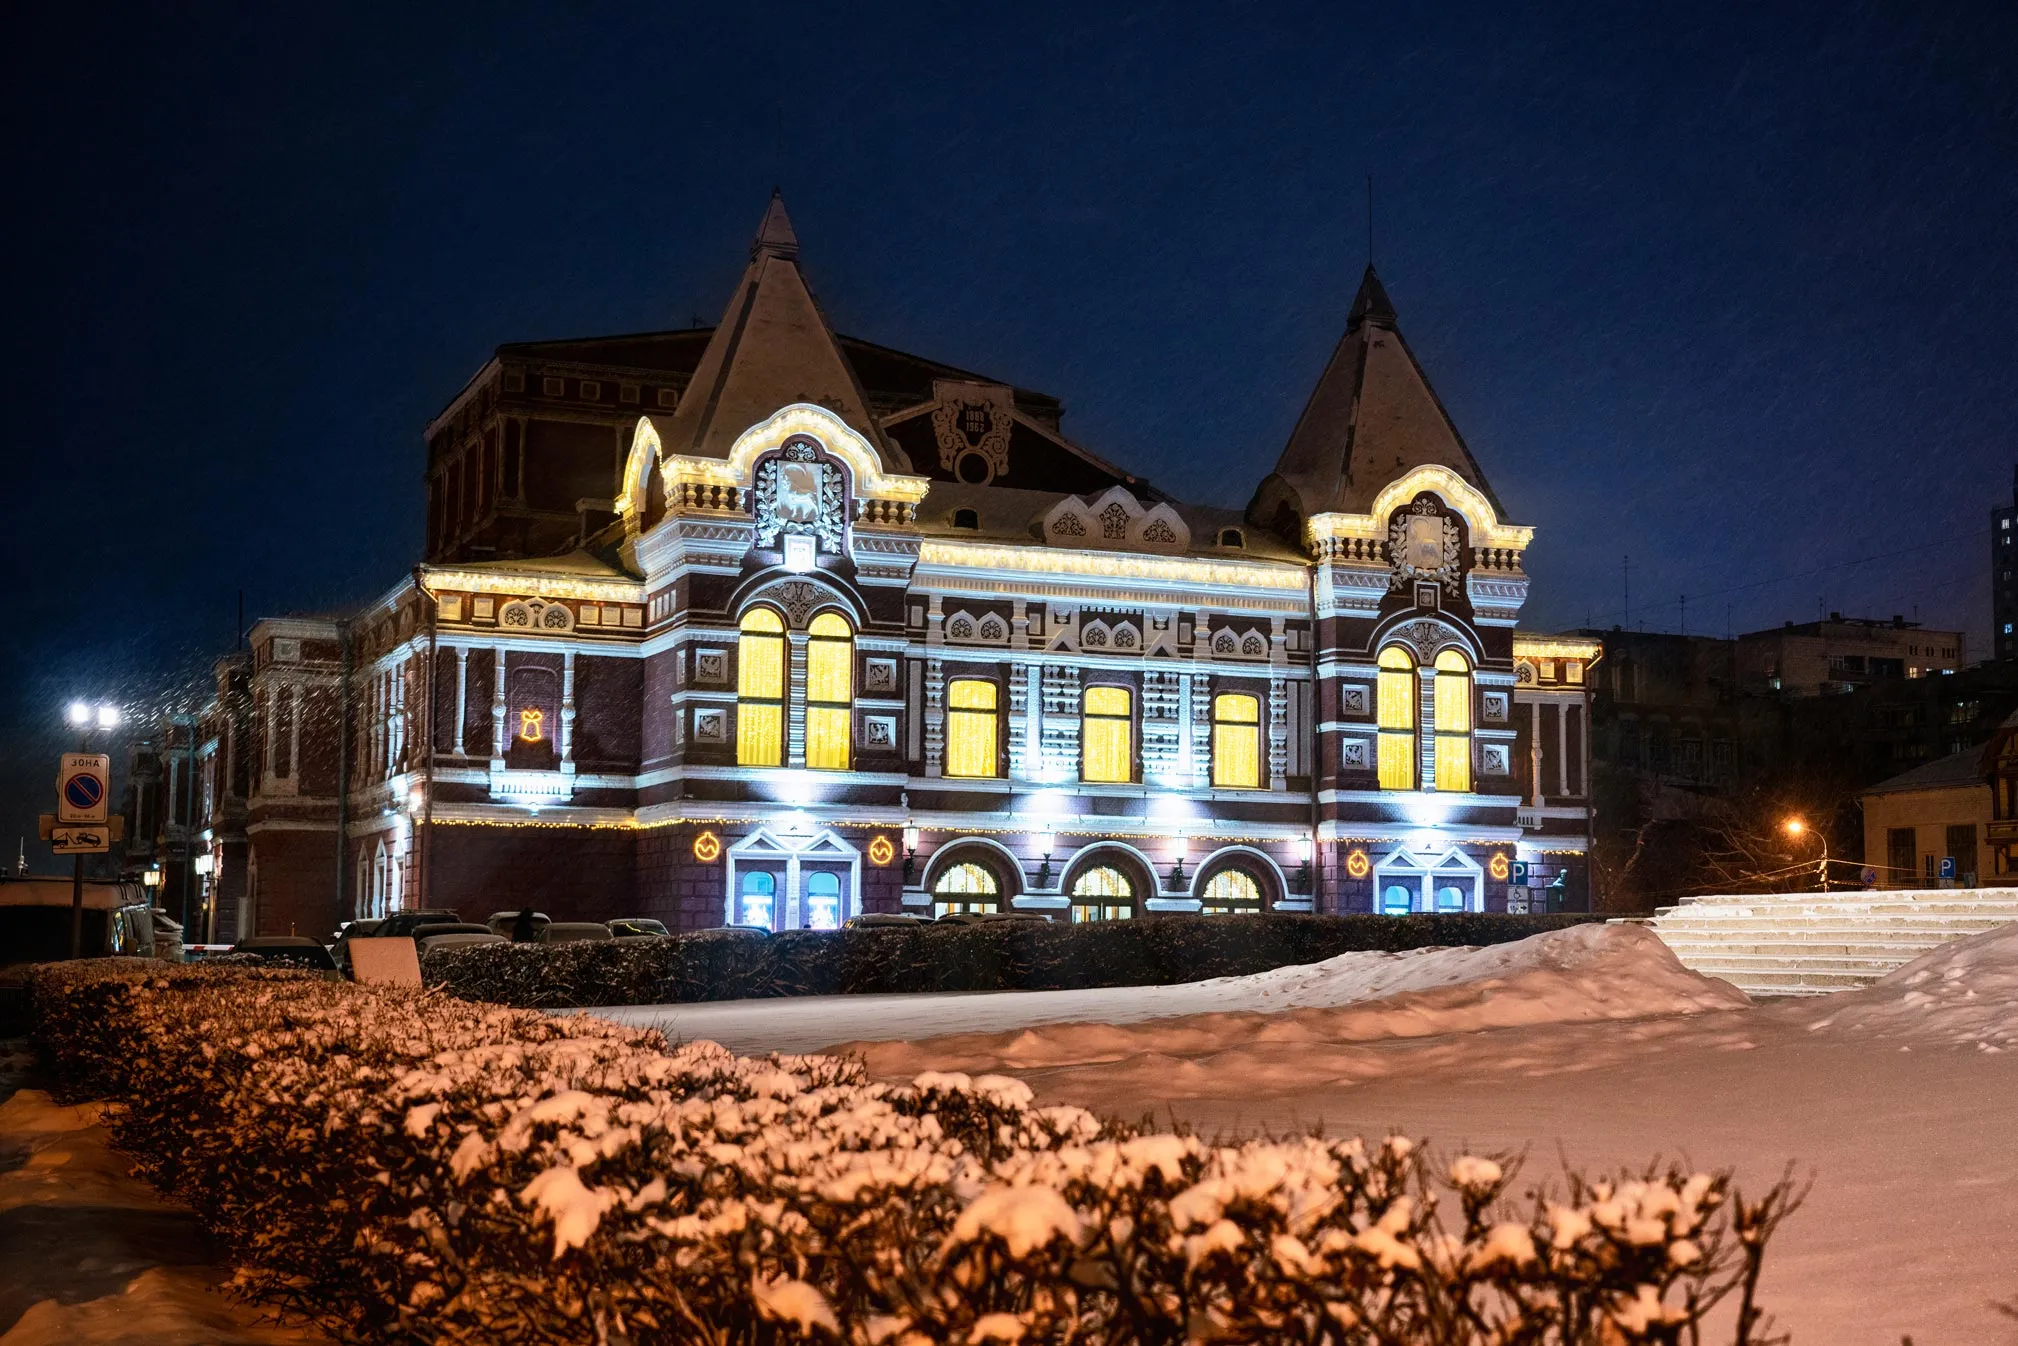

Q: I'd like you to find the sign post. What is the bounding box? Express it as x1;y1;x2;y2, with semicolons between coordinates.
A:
55;754;112;959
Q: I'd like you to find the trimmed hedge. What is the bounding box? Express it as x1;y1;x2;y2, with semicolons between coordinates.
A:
424;912;1607;1008
29;958;1802;1344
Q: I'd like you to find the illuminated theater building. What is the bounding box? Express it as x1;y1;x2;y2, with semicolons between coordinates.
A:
143;196;1597;940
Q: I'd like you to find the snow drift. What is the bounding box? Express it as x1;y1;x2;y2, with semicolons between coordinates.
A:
1794;920;2018;1052
838;922;1749;1089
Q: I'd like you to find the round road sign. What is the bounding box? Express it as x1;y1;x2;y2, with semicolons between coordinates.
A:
63;774;105;812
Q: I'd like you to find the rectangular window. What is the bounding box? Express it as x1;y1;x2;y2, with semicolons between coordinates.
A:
1376;647;1416;789
945;679;999;778
736;609;785;767
1885;827;1914;886
805;612;853;771
1081;685;1133;783
1946;823;1977;884
1433;650;1472;793
1211;692;1261;788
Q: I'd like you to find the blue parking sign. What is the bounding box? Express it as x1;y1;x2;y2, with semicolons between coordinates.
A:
1512;862;1529;884
1940;856;1955;880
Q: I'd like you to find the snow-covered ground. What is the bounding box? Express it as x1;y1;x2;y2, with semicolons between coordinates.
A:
590;920;1745;1056
0;1074;328;1345
615;924;2018;1345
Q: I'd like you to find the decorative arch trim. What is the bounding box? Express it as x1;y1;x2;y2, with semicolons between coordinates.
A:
1307;464;1533;551
1057;841;1160;903
615;415;665;537
1189;844;1289;907
726;572;868;630
668;404;930;505
1371;613;1479;665
921;836;1028;898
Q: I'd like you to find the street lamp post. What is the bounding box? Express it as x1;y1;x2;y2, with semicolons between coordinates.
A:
1782;817;1828;892
65;700;122;958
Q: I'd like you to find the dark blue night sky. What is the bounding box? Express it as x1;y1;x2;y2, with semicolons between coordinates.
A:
4;2;2015;868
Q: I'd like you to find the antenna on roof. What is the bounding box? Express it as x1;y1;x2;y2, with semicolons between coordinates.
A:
1366;173;1375;268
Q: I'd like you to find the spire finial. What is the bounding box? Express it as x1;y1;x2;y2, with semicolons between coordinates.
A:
1348;263;1397;328
751;190;799;261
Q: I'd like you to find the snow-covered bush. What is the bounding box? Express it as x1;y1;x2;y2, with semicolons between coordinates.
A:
427;912;1608;1008
31;959;1800;1344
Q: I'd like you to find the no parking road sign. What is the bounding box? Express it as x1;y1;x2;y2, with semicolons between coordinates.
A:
56;754;111;825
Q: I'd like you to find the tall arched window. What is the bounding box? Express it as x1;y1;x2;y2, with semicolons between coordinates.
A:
945;679;999;778
933;861;1001;917
1434;649;1472;793
1200;867;1263;914
1212;692;1261;788
1071;865;1134;922
1377;646;1417;790
737;608;786;766
737;871;776;930
805;611;854;770
1081;686;1133;783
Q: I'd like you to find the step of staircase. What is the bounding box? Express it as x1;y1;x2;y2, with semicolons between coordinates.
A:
1646;886;2018;997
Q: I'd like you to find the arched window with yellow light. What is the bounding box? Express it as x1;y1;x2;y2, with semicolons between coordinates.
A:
1199;866;1265;914
1081;685;1133;783
1376;646;1417;790
1070;864;1134;922
805;611;854;771
736;607;786;767
932;861;1002;917
944;678;999;778
1211;692;1261;789
1433;648;1472;793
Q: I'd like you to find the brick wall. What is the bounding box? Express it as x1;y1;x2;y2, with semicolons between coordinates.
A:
250;828;341;938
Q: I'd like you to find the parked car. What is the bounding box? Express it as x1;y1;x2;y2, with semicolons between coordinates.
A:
416;929;507;956
606;917;669;938
231;935;338;972
486;910;551;941
845;913;926;929
936;910;1050;925
539;922;613;944
373;909;465;940
692;924;772;939
0;877;162;1031
0;877;158;966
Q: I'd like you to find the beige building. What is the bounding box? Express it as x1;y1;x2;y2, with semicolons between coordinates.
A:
1861;747;1992;887
1738;615;1961;697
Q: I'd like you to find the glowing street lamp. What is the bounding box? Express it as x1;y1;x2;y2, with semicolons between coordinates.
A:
1782;817;1828;891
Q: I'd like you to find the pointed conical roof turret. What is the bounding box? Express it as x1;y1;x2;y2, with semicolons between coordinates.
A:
1249;265;1499;537
651;193;905;467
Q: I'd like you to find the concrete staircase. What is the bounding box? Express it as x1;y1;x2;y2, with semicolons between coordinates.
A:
1643;888;2018;997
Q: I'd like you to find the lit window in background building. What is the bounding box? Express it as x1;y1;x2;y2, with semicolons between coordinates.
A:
1377;646;1417;789
736;608;785;766
1434;649;1473;792
1211;692;1261;788
1081;686;1133;783
944;679;999;777
805;611;853;770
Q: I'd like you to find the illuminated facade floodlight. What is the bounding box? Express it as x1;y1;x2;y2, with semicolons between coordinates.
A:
96;705;122;729
66;701;91;726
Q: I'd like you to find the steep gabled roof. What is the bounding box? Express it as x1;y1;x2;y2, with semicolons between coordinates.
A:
652;193;908;469
1252;265;1502;532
